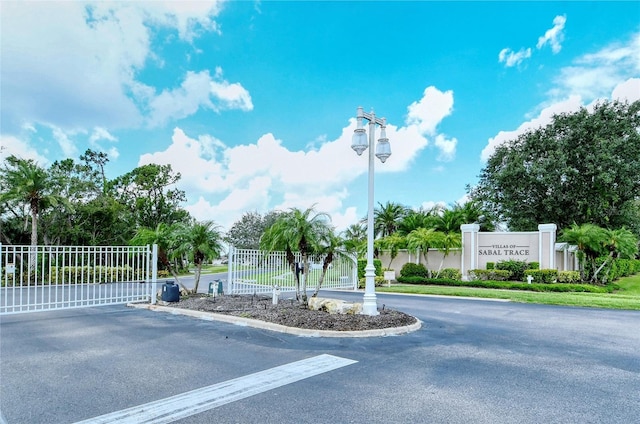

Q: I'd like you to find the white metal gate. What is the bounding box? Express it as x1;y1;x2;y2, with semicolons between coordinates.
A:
0;244;158;315
227;246;358;295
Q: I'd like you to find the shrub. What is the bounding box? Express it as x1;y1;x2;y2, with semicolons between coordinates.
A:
437;268;462;280
400;262;429;278
557;271;581;283
469;269;510;281
528;262;540;270
524;269;558;284
486;262;495;270
357;259;383;279
358;276;386;289
496;259;529;281
394;276;614;293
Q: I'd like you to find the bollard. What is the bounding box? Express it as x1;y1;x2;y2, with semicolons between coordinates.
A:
272;285;281;305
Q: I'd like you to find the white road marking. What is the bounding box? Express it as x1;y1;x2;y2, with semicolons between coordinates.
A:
73;354;357;424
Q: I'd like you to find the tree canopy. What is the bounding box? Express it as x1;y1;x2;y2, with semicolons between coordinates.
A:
469;100;640;233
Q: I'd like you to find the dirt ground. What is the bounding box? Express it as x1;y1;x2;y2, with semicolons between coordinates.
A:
163;294;417;331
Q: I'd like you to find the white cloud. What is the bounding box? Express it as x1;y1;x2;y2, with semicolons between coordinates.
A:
499;47;532;67
89;128;117;144
499;15;566;68
0;135;49;165
147;69;253;127
537;15;566;53
551;32;640;101
434;135;457;162
406;86;454;136
481;96;582;161
0;1;227;134
143;85;457;232
52;127;79;159
210;67;254;111
484;31;639;162
611;78;640;102
481;77;638;162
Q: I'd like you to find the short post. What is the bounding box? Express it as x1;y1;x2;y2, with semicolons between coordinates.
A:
272;285;280;305
527;275;534;285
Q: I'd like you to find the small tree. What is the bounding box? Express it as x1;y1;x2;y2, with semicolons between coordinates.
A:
130;223;188;291
406;228;446;275
174;220;224;293
260;206;332;304
375;233;406;269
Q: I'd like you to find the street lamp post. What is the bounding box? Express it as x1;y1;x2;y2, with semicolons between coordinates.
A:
351;106;391;316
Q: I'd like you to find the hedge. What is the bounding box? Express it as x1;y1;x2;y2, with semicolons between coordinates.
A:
357;259;382;279
394;276;615;293
469;269;511;281
523;269;558;284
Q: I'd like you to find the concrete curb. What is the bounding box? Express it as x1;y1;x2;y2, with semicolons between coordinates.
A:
128;303;422;338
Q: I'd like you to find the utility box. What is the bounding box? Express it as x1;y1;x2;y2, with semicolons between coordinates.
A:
161;282;180;302
209;280;224;295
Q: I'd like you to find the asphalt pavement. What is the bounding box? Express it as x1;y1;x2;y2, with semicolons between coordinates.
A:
1;291;639;423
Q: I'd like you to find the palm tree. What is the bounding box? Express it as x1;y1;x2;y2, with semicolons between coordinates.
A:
592;228;639;282
130;223;187;291
0;156;61;248
397;208;439;236
375;233;406;269
260;206;332;304
374;201;408;238
450;201;495;231
433;232;462;278
311;230;349;298
560;223;608;281
342;223;366;257
174;220;224;293
406;227;447;275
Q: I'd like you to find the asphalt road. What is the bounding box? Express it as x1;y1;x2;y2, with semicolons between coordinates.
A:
1;291;638;423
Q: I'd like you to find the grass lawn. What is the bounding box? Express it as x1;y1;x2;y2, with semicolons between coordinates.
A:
377;274;640;310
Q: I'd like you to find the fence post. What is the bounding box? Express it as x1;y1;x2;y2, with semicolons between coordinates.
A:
227;246;234;294
350;253;358;290
151;244;158;305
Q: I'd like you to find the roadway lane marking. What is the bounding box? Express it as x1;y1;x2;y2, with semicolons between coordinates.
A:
73;354;357;424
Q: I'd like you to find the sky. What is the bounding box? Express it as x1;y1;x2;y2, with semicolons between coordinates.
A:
1;1;639;233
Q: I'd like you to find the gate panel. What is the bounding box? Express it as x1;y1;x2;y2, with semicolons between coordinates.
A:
227;247;358;295
0;244;154;315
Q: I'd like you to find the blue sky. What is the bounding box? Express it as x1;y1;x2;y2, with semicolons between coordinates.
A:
2;1;639;232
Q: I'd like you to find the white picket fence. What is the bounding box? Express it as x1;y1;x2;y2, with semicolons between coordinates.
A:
0;244;158;315
227;247;358;296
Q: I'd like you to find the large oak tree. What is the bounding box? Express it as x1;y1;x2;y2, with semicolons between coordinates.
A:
469;100;640;233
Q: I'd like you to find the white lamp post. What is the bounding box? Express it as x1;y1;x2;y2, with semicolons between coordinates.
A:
351;106;391;316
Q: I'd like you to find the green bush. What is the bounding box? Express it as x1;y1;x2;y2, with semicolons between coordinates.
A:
486;262;495;270
49;265;135;284
396;276;460;285
557;271;581;283
394;276;614;293
357;259;382;279
436;268;462;280
400;262;429;278
524;269;558;284
496;259;529;281
528;262;540;270
469;269;510;281
358;275;386;289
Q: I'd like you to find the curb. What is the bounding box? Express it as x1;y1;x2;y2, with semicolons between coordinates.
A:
128;303;422;338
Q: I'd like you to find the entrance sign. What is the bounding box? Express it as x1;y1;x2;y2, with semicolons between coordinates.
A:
461;224;557;279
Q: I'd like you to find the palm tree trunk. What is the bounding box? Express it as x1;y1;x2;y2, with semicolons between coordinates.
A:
193;263;202;293
301;254;309;305
28;208;38;280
